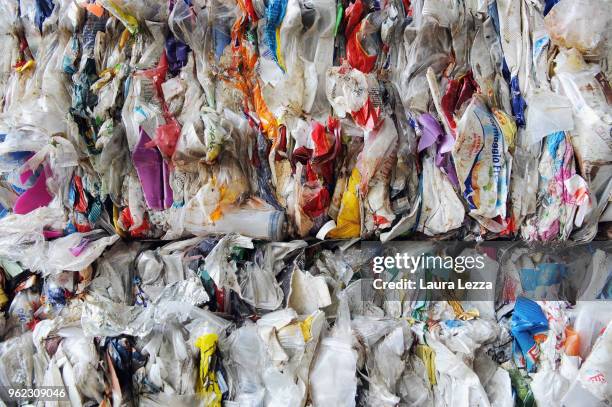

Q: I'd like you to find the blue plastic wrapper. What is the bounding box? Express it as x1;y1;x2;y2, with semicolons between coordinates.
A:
165;34;190;76
34;0;54;32
510;76;526;127
511;297;549;372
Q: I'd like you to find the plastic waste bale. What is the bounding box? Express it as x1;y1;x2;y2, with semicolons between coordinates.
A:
0;0;608;241
0;235;610;405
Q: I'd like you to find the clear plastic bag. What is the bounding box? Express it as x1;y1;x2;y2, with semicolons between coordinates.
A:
544;0;611;55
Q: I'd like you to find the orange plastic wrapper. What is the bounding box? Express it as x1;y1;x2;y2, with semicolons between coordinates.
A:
564;326;580;356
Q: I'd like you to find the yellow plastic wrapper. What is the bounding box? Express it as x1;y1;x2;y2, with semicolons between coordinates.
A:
328;168;361;239
448;300;479;321
99;0;139;34
195;333;222;407
112;205;127;238
15;60;35;74
299;315;314;342
493;108;517;150
0;287;7;309
416;344;437;386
